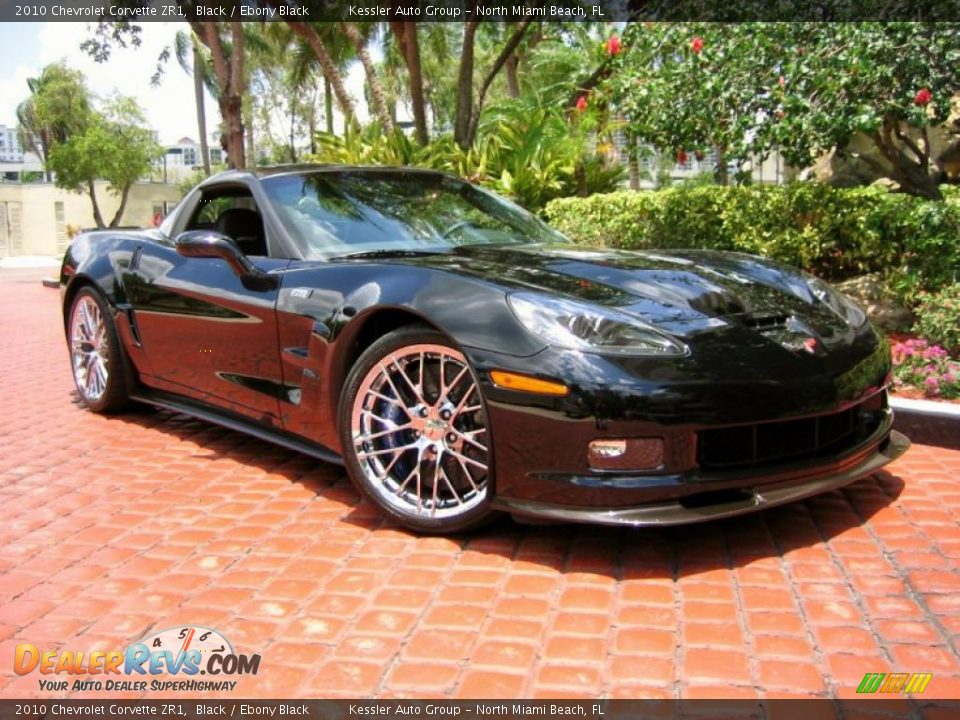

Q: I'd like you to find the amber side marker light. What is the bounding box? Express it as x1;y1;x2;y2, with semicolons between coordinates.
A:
490;370;570;396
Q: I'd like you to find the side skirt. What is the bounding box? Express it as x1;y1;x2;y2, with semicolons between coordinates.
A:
131;389;345;467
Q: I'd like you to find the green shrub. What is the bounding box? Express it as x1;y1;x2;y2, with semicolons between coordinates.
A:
913;285;960;356
545;184;960;303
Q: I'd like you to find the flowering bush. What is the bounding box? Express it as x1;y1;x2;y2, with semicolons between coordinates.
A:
914;285;960;356
891;339;960;399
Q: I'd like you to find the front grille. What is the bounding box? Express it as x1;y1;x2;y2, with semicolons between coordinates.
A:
697;400;883;471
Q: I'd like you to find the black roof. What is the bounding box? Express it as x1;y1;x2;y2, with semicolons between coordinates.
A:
206;164;450;183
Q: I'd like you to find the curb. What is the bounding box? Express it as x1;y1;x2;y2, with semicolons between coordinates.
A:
890;396;960;420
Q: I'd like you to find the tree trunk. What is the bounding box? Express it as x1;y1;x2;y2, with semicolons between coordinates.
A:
87;180;105;228
284;20;356;130
505;54;520;98
715;144;729;186
465;21;533;146
869;121;943;200
288;94;297;163
342;22;393;132
391;22;428;145
309;86;318;153
324;77;334;134
221;94;246;169
628;136;641;190
244;93;255;168
454;22;479;150
193;44;211;176
42;134;53;182
194;22;246;169
109;184;132;228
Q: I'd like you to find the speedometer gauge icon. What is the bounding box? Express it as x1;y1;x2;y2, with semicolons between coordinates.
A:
141;626;234;667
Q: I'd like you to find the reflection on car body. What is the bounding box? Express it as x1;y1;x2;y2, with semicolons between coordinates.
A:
60;165;908;534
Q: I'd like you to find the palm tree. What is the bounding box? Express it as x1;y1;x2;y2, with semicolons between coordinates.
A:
388;22;429;144
16;63;93;181
278;19;358;131
342;22;393;132
286;23;355;136
174;30;212;176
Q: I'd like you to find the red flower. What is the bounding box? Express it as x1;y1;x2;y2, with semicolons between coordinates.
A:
606;35;621;56
677;150;688;164
914;87;932;106
575;96;588;112
691;37;704;54
775;110;786;120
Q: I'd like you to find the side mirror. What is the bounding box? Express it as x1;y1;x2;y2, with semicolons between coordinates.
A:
175;230;257;278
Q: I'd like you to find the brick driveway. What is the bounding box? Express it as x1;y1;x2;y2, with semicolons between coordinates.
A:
1;266;959;701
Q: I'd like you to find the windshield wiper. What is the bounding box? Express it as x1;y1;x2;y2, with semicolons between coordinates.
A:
329;248;451;261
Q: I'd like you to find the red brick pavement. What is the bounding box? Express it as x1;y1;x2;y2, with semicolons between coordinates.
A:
1;267;959;700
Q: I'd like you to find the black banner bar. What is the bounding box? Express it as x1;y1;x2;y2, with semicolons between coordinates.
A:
0;699;949;720
2;0;960;22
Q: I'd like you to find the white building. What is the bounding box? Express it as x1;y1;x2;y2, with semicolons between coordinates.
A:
0;125;26;163
157;137;225;181
0;125;45;182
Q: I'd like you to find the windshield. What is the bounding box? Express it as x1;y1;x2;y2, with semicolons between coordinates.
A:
260;170;568;260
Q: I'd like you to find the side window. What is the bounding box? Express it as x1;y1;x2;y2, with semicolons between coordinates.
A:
188;195;256;230
185;187;267;257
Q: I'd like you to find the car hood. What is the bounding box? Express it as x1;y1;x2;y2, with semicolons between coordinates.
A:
387;242;891;387
416;244;852;337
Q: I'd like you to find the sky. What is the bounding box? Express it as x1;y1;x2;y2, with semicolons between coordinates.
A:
0;22;369;146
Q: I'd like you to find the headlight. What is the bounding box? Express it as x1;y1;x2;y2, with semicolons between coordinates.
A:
507;292;688;356
805;275;867;327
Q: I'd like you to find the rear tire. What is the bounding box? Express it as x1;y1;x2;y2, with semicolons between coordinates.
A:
67;287;130;413
338;327;495;534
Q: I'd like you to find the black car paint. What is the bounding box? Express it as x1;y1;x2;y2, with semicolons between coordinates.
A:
61;167;906;525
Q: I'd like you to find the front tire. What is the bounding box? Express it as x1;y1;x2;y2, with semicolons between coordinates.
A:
67;287;130;413
339;327;495;534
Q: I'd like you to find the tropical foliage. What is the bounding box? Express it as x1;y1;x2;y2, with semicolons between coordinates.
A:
309;104;624;212
603;23;960;198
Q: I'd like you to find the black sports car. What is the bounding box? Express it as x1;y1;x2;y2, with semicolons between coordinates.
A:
61;165;909;533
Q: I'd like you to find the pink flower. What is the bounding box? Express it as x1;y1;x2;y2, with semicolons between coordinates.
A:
914;88;932;106
691;37;704;54
778;75;786;87
607;35;622;56
575;96;588;112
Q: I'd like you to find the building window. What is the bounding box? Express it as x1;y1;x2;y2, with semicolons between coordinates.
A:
55;201;67;252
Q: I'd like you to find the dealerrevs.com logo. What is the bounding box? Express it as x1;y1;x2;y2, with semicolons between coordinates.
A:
14;626;261;693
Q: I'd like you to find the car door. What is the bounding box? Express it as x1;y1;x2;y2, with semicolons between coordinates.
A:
128;182;289;426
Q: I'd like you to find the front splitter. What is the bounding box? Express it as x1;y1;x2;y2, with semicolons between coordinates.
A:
494;430;910;527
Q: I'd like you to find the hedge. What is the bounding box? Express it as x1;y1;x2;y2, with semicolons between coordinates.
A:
544;184;960;304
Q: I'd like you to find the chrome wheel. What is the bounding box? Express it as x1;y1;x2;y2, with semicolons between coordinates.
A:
350;343;489;520
70;295;110;402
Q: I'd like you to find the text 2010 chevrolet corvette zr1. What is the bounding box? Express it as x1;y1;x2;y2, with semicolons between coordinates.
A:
60;165;909;533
